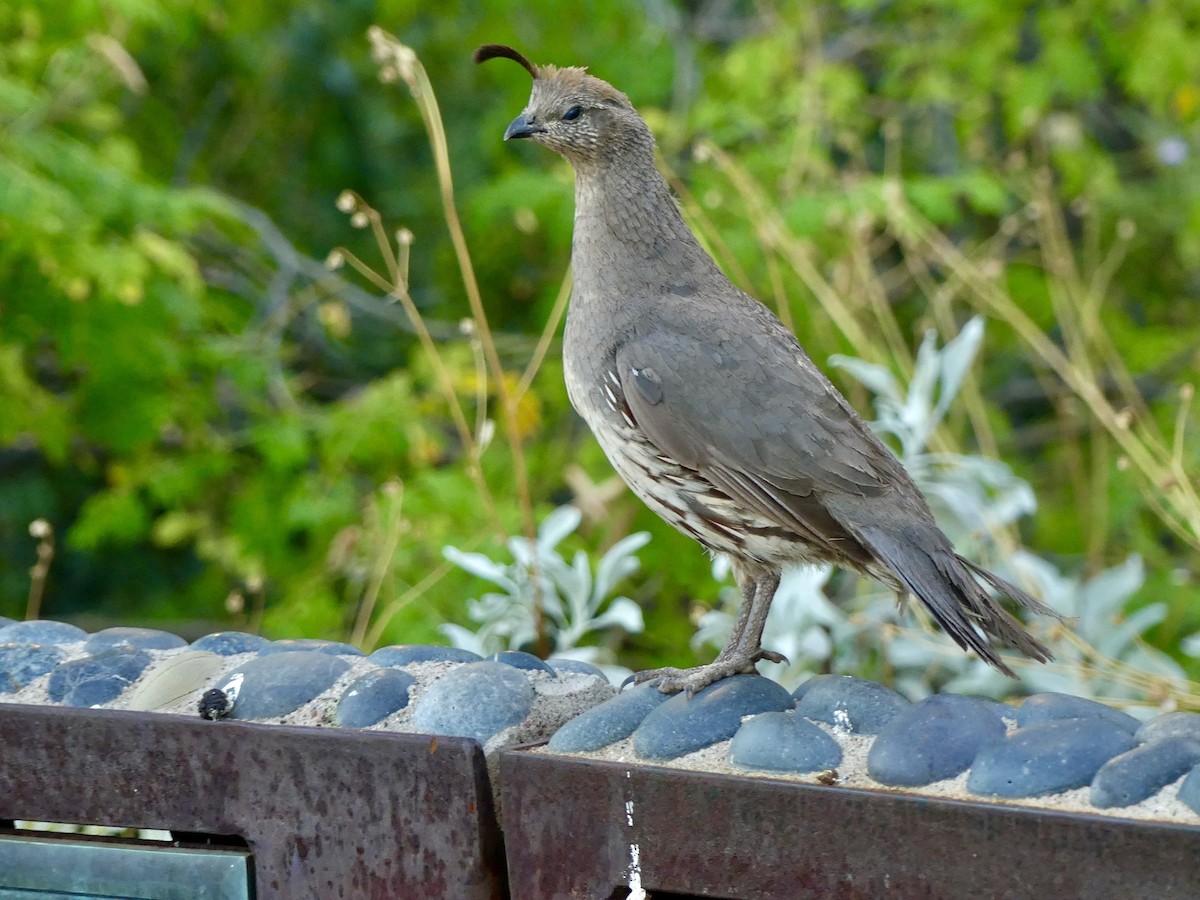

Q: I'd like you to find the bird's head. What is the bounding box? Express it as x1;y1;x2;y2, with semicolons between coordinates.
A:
474;43;654;170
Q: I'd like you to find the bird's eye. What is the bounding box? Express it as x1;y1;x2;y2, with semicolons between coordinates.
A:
563;106;583;122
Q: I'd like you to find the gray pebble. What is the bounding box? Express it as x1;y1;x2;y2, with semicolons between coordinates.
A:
260;638;364;657
731;710;842;773
791;676;822;703
794;674;910;734
1177;764;1200;816
633;675;794;761
223;651;351;719
0;642;66;692
123;650;226;712
548;683;672;752
968;719;1137;798
972;697;1015;721
84;627;187;653
0;620;87;645
547;658;607;679
1015;692;1140;734
489;650;556;676
411;661;535;743
1090;737;1200;808
336;668;416;728
191;632;270;656
369;645;482;667
47;649;152;707
1136;711;1200;745
868;694;1006;787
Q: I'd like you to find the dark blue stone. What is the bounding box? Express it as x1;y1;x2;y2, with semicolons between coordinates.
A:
1090;737;1200;808
84;627;187;653
259;639;364;657
791;677;822;703
633;675;795;761
731;710;842;773
0;620;87;645
223;651;351;719
868;694;1007;786
411;661;535;743
0;642;66;692
47;649;152;707
968;719;1137;798
973;697;1015;721
793;675;910;734
335;668;416;728
191;631;271;656
489;650;556;676
547;658;607;679
548;684;672;752
1015;692;1140;734
369;645;483;667
1177;764;1200;816
1136;711;1200;745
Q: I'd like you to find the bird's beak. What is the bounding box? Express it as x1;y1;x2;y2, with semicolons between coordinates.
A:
504;113;545;141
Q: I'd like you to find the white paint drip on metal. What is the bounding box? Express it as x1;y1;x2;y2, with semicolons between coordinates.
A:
625;770;647;900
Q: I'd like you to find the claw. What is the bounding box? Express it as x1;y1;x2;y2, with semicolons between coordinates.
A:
754;649;789;665
625;649;777;696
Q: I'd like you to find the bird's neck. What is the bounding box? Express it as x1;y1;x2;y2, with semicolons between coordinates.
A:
571;155;719;295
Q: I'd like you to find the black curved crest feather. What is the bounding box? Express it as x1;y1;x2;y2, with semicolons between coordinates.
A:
473;44;538;79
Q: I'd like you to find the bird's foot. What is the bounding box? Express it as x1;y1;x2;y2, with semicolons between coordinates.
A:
623;648;789;696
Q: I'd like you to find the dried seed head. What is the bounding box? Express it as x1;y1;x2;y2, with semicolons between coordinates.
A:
224;590;244;615
477;419;496;452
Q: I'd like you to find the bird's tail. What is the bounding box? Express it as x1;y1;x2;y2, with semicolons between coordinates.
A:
854;523;1061;677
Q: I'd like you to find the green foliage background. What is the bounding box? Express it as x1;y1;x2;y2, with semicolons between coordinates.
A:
2;1;1198;671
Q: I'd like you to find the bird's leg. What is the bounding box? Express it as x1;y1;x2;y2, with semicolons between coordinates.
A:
734;569;784;663
627;569;787;695
712;575;757;662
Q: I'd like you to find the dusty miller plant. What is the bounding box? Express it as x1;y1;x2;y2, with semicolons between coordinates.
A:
442;506;647;679
697;318;1187;709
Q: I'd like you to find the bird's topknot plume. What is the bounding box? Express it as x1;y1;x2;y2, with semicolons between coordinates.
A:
473;44;539;79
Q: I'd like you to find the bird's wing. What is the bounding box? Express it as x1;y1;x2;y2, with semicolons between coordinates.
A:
613;313;909;537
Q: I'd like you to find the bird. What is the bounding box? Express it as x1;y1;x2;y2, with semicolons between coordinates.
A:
475;44;1061;695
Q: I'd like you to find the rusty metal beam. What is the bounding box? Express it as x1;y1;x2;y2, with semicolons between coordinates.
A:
500;746;1200;900
0;703;506;899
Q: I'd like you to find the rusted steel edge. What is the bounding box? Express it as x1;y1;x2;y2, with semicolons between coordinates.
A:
0;703;506;899
499;744;1200;900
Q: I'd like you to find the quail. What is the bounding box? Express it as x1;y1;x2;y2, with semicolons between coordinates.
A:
476;44;1059;694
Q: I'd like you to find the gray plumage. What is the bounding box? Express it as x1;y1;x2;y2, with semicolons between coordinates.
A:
476;44;1060;694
